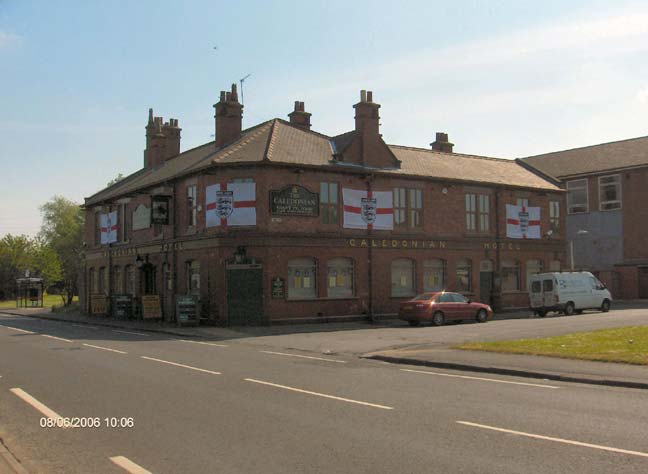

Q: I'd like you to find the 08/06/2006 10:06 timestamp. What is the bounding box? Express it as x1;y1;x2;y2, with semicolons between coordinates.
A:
40;417;135;428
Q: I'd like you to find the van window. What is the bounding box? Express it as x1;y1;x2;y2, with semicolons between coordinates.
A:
543;280;554;292
531;281;541;293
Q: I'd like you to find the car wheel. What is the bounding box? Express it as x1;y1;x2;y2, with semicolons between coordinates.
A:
408;320;421;327
564;302;575;316
476;309;488;323
601;299;611;312
431;311;445;327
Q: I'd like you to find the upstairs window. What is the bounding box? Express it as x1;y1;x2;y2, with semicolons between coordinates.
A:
549;201;560;233
187;185;197;226
320;182;339;224
599;175;621;211
567;179;588;214
394;188;422;229
478;194;490;232
465;194;476;231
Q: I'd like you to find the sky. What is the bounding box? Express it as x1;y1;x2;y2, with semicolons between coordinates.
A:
1;0;648;237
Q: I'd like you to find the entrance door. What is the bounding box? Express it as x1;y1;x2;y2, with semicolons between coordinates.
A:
479;260;493;305
638;267;648;299
227;265;264;326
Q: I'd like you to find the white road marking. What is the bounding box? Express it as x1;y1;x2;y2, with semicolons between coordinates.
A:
113;330;150;337
244;378;394;410
10;388;67;428
141;356;221;375
109;456;154;474
401;369;559;389
1;326;35;334
178;339;228;347
71;324;99;330
83;343;127;354
41;334;73;343
457;421;648;459
260;350;347;364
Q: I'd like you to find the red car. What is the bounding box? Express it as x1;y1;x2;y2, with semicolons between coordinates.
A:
398;292;493;326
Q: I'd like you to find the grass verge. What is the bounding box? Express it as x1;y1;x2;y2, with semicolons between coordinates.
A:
454;326;648;365
0;294;78;309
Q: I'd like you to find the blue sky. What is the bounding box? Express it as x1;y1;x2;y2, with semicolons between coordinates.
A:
2;0;648;236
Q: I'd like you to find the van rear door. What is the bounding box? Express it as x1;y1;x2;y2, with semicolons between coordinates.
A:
543;278;555;307
530;279;543;308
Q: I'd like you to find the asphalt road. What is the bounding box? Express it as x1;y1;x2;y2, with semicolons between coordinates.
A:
1;313;647;474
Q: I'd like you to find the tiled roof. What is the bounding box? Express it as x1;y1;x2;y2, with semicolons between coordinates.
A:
522;136;648;178
86;119;561;205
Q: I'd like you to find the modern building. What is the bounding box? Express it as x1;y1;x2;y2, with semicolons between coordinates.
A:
523;136;648;299
82;86;565;325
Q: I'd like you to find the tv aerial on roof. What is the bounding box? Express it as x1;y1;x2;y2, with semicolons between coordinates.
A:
240;74;251;105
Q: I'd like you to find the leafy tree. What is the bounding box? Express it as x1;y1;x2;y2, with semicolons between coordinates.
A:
39;196;84;305
107;173;125;187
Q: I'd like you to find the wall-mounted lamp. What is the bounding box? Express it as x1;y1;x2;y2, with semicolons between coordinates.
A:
234;246;247;264
135;255;144;269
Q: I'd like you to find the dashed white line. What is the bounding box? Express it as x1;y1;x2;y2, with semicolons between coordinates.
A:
113;330;150;337
10;388;67;428
260;350;347;364
71;324;99;330
83;343;127;354
457;421;648;459
1;326;35;334
177;339;228;347
401;368;559;389
109;456;154;474
244;378;394;410
41;334;73;343
140;356;221;375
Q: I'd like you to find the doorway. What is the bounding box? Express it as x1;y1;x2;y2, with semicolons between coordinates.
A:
479;260;494;305
226;264;264;326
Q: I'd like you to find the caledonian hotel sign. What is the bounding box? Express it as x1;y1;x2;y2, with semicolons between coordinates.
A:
347;238;523;250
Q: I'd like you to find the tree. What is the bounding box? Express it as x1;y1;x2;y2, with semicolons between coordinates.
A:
107;173;125;187
39;196;84;305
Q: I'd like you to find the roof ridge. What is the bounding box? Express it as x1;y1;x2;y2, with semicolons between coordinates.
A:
523;134;648;159
388;144;513;163
274;117;333;140
264;119;279;161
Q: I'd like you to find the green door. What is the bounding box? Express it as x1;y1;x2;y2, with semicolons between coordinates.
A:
227;266;264;326
479;271;493;304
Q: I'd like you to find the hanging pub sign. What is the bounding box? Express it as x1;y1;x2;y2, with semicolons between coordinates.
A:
271;277;285;299
151;195;171;225
270;185;319;217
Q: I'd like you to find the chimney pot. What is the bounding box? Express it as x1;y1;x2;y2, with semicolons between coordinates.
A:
220;91;226;102
294;100;300;111
360;90;367;102
367;91;373;103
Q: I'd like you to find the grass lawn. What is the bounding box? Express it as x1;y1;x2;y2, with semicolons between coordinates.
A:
0;293;78;309
454;326;648;365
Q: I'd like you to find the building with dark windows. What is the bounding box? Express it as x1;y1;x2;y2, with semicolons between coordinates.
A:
82;85;565;325
523;137;648;299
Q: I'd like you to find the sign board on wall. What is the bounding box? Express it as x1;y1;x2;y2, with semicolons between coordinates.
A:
132;204;151;231
270;185;319;216
271;277;285;299
141;295;162;319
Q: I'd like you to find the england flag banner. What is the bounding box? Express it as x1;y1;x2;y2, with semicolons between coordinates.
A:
506;204;541;239
206;182;256;227
100;211;118;244
343;188;393;230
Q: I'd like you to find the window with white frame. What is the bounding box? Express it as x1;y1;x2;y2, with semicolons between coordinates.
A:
424;259;446;292
501;259;520;292
599;175;621;211
549;200;560;233
465;194;476;231
391;259;415;297
187;185;197;226
320;182;339;224
567;179;588;213
456;258;472;292
288;257;317;299
478;194;490;232
327;257;353;298
394;188;422;228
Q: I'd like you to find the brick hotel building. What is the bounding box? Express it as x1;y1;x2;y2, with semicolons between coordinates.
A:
82;86;566;325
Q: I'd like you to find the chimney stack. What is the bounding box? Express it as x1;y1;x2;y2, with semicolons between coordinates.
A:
144;109;182;168
353;89;380;136
288;101;312;131
214;83;243;148
431;132;454;153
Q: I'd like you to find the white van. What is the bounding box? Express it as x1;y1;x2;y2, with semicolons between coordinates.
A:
529;271;612;317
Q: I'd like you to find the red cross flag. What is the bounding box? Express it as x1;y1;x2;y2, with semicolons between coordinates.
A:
206;182;256;227
343;188;393;230
506;204;541;239
100;211;118;244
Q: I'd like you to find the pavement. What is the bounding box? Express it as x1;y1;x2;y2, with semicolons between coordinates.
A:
1;303;647;391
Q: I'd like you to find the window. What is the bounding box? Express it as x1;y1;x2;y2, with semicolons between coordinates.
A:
549;201;560;233
186;260;200;296
98;267;106;294
89;268;96;293
163;263;172;292
567;179;588;213
125;265;135;295
478;194;490;232
437;293;454;303
187;185;197;226
320;182;338;224
543;279;554;292
516;198;529;208
117;203;130;242
113;266;123;294
288;257;317;299
549;260;561;271
394;188;422;228
327;257;353;298
456;258;472;292
94;211;102;246
391;259;415;297
465;194;476;231
599;175;621;211
424;259;446;292
531;281;541;293
526;259;544;291
501;259;520;292
452;293;468;303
